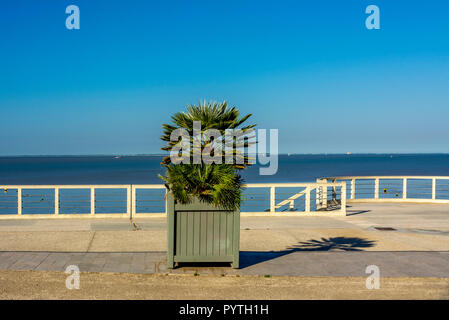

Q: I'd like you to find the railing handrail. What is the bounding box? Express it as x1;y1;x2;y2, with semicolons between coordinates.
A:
0;184;132;189
323;175;449;180
1;182;344;188
244;182;343;188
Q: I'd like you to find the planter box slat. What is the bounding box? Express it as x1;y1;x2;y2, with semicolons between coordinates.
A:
200;212;207;256
227;212;234;256
219;212;226;254
187;212;194;256
206;213;214;256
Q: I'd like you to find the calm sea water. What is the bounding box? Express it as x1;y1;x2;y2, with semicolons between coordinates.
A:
1;154;449;215
1;154;449;185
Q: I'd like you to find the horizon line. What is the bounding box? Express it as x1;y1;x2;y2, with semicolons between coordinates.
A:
1;152;449;158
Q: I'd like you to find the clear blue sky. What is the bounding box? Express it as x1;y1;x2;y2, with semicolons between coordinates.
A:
1;0;448;155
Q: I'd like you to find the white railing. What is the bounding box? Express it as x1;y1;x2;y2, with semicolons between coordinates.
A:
0;185;132;219
4;176;448;220
242;182;346;216
322;176;449;204
0;181;347;219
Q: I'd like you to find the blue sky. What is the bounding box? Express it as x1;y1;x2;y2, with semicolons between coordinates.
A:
0;0;448;155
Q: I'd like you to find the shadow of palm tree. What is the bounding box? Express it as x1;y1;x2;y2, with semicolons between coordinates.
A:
239;237;376;268
292;237;376;251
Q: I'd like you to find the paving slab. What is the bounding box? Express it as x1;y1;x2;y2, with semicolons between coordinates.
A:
87;230;166;252
0;252;25;270
1;251;448;278
0;203;448;278
7;252;49;271
35;252;73;271
0;231;94;252
0;228;448;253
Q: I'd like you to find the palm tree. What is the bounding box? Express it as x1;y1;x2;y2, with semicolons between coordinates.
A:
159;101;256;210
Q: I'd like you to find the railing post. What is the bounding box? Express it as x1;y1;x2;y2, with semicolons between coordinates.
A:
54;187;59;215
351;179;355;200
403;178;407;200
374;178;379;199
132;185;137;218
305;186;311;213
331;179;337;203
432;178;436;200
270;186;275;213
341;183;347;215
90;187;95;215
323;183;328;208
315;179;325;210
17;187;22;216
127;185;131;218
315;185;322;209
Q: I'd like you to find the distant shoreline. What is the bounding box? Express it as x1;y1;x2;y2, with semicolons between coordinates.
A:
1;153;449;158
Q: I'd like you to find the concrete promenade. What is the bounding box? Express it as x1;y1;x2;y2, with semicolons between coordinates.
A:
0;203;448;277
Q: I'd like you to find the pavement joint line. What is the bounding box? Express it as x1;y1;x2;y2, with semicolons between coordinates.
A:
86;231;97;252
32;252;51;271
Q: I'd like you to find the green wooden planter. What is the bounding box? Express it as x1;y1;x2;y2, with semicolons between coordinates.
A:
167;192;240;269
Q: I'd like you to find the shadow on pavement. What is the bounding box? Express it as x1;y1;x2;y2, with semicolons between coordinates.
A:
346;209;371;216
239;237;376;268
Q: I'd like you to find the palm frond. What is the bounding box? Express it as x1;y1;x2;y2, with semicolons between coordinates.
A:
159;101;255;210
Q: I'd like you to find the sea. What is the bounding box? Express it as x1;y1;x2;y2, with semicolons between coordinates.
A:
1;154;449;185
0;154;448;214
